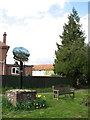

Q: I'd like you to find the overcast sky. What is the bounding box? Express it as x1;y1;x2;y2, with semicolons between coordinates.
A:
0;0;88;65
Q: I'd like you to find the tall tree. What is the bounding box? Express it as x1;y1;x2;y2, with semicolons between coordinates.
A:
59;8;85;46
54;8;88;87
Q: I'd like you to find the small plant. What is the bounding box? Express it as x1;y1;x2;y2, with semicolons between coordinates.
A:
16;94;47;110
83;95;90;107
35;94;47;109
2;97;15;111
16;101;35;110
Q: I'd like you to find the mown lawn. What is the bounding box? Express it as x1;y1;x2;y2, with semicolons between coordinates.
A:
2;89;89;118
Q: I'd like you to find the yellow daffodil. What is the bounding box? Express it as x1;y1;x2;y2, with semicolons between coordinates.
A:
43;104;45;106
38;95;42;98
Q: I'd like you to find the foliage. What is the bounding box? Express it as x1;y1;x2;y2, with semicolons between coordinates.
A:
54;8;88;87
2;86;15;94
2;96;15;111
16;94;47;110
44;69;54;76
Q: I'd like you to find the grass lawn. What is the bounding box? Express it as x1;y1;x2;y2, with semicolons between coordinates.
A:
2;89;89;118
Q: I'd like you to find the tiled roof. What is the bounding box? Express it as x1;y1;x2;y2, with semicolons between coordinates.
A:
7;64;33;67
33;64;54;71
0;41;9;47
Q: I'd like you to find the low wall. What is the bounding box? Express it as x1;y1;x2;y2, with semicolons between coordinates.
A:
5;89;37;106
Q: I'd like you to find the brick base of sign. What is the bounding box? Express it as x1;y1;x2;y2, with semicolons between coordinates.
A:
5;89;37;106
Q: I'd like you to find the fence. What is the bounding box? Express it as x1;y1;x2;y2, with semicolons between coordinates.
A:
1;75;73;88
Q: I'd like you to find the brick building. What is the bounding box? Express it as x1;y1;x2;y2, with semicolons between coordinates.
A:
0;32;10;75
0;32;33;76
6;64;33;76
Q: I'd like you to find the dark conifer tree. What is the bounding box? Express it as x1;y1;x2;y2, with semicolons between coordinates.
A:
54;8;88;87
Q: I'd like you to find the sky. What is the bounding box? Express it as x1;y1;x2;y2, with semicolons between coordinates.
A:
0;0;88;65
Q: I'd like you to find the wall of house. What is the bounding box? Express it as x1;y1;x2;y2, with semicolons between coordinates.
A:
0;48;2;75
6;65;20;76
6;65;33;76
0;32;9;75
24;66;32;76
0;47;8;75
32;70;54;76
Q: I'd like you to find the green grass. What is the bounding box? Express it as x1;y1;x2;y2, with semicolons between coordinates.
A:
2;89;89;118
2;86;53;94
2;86;76;94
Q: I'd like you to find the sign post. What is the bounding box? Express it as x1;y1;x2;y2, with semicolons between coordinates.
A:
13;47;30;89
20;61;23;89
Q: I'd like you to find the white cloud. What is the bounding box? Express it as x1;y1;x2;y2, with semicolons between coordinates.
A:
0;0;88;65
0;0;69;19
69;0;88;2
80;14;88;44
4;12;68;65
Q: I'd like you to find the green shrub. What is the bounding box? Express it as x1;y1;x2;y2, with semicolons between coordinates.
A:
2;97;15;111
16;94;47;110
2;94;47;111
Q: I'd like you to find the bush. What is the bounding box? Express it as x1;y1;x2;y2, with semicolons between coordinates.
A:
2;94;47;111
16;94;47;110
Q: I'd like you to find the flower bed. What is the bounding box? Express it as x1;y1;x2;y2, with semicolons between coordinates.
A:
16;94;47;110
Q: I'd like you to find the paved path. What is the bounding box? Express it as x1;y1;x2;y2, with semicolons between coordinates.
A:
0;89;86;96
75;89;86;92
37;89;86;95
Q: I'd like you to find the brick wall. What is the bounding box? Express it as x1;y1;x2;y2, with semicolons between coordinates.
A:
0;47;8;75
24;66;33;76
0;32;10;75
6;65;20;76
6;64;33;76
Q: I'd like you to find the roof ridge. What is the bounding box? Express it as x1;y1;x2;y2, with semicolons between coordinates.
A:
34;64;53;66
0;41;9;47
33;64;54;71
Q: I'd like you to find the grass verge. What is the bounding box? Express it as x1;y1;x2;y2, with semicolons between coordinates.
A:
2;89;89;118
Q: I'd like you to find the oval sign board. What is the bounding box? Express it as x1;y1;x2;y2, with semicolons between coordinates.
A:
13;47;30;61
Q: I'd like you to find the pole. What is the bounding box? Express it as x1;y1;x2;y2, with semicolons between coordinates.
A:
20;61;23;89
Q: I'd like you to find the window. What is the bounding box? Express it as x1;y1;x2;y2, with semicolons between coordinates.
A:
11;67;19;74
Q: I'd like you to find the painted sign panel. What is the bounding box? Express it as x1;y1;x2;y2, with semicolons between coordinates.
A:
13;47;30;61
